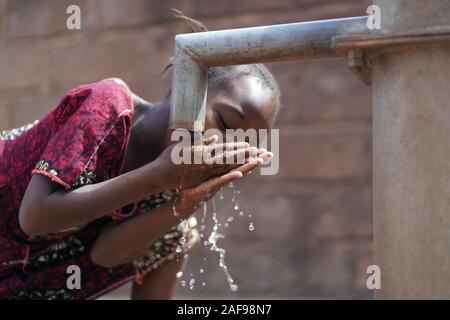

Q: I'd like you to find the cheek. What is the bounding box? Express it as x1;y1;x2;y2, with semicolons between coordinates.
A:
242;113;269;132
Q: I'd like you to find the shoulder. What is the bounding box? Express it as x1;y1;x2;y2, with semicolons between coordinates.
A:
60;78;135;120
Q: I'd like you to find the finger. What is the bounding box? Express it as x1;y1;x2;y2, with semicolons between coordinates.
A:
232;158;263;175
211;146;259;165
258;148;267;155
258;151;273;165
208;152;264;174
206;141;249;153
258;149;273;158
210;163;242;177
197;170;243;194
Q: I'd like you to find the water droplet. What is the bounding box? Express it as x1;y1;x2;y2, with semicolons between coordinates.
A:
199;268;204;274
202;282;206;286
200;225;205;231
230;284;238;291
249;223;254;231
176;272;183;278
172;202;179;216
239;211;244;216
189;278;195;290
201;202;207;223
224;223;229;228
227;216;234;222
233;204;239;210
181;280;186;287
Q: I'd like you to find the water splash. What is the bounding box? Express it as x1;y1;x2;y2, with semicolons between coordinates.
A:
249;223;255;231
205;197;238;291
177;182;248;292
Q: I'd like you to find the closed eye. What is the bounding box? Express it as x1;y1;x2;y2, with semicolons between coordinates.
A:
216;113;230;130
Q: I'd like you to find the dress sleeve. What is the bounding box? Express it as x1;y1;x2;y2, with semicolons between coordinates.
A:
32;78;134;190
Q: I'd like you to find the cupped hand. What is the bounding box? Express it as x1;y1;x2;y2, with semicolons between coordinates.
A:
173;149;273;219
159;135;267;190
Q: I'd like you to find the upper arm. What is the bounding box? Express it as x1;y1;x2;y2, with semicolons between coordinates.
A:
19;173;63;236
21;79;134;235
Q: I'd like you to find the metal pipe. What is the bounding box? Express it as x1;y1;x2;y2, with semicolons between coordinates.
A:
170;16;368;131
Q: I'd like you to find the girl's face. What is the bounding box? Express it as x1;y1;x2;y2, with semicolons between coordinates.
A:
204;75;276;138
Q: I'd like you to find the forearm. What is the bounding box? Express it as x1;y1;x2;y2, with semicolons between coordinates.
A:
20;157;173;236
90;200;188;268
90;158;261;268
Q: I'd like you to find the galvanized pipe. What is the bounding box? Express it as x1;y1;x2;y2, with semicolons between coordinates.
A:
170;16;368;131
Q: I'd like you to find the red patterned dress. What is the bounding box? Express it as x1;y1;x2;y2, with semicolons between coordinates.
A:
0;78;196;299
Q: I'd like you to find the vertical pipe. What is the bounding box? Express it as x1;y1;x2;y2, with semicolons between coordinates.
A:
373;0;450;298
170;42;208;132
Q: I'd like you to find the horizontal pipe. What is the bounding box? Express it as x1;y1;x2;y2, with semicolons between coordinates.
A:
170;16;368;131
176;16;368;66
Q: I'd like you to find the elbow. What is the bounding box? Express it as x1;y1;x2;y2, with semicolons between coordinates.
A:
19;205;42;237
90;245;118;269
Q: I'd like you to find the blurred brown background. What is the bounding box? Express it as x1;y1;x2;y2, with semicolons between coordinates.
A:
0;0;372;299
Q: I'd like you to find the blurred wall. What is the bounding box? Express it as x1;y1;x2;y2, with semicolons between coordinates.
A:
0;0;372;299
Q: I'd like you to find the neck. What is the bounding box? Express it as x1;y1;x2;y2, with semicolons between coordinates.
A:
123;95;171;172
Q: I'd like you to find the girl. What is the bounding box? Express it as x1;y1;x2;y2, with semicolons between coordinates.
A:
0;13;281;300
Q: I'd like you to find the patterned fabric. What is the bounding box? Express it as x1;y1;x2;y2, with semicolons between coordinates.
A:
0;120;39;141
0;78;197;300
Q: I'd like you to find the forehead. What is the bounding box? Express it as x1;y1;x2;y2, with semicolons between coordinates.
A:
208;74;275;120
